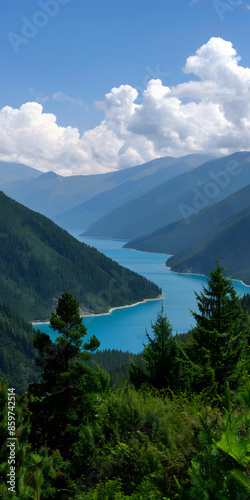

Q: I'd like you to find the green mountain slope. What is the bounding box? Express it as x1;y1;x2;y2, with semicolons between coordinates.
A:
125;183;250;254
85;152;250;240
166;204;250;284
0;192;161;321
0;301;39;394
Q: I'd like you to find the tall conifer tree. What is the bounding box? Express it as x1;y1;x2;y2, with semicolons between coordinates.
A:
130;305;180;391
29;293;108;455
189;262;248;391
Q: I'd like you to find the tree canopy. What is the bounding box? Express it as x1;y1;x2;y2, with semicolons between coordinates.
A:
29;293;108;454
130;304;180;391
184;261;249;393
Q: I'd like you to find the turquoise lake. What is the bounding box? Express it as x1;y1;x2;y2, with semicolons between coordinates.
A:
33;233;250;353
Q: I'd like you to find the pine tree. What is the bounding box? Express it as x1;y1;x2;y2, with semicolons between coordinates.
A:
130;305;180;391
189;261;248;391
29;293;109;456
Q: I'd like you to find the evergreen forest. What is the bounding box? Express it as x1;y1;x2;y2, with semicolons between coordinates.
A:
1;263;250;499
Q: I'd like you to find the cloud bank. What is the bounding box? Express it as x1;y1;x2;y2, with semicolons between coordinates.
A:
1;37;250;175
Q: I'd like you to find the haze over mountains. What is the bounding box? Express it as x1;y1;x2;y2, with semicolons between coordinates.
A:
2;154;212;228
125;182;250;255
85;152;250;240
3;168;118;220
2;150;250;285
53;154;211;230
0;161;42;186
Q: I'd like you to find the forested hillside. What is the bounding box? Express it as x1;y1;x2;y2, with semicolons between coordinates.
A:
0;192;161;320
87;349;146;388
125;183;250;255
166;203;250;284
0;301;39;394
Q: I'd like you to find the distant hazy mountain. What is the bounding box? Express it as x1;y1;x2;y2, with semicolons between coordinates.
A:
0;161;42;185
0;191;161;321
54;154;212;230
85;152;250;240
166;201;250;285
125;183;250;254
3;169;118;219
2;154;212;227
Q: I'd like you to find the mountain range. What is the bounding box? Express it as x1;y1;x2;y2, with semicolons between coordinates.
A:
0;161;42;186
125;182;250;254
85;152;250;240
2;151;250;286
53;154;211;230
2;154;212;229
124;165;250;284
166;200;250;284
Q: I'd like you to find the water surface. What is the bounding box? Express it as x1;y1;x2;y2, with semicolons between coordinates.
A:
33;234;250;353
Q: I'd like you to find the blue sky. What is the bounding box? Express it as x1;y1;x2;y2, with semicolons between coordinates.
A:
1;0;250;175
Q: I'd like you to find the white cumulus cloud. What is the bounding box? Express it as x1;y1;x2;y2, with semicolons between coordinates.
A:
1;37;250;175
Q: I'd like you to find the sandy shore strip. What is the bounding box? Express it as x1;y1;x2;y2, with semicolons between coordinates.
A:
32;294;163;324
82;293;163;317
32;320;50;325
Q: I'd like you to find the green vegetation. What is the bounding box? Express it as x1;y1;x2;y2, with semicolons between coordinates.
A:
184;262;249;393
0;265;250;499
0;191;161;320
29;292;107;454
241;292;250;314
0;301;39;394
130;304;180;392
87;349;144;388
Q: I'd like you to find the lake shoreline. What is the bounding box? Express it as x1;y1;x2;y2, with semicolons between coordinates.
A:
32;237;250;351
124;242;250;288
166;265;250;288
82;293;163;318
32;293;163;325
